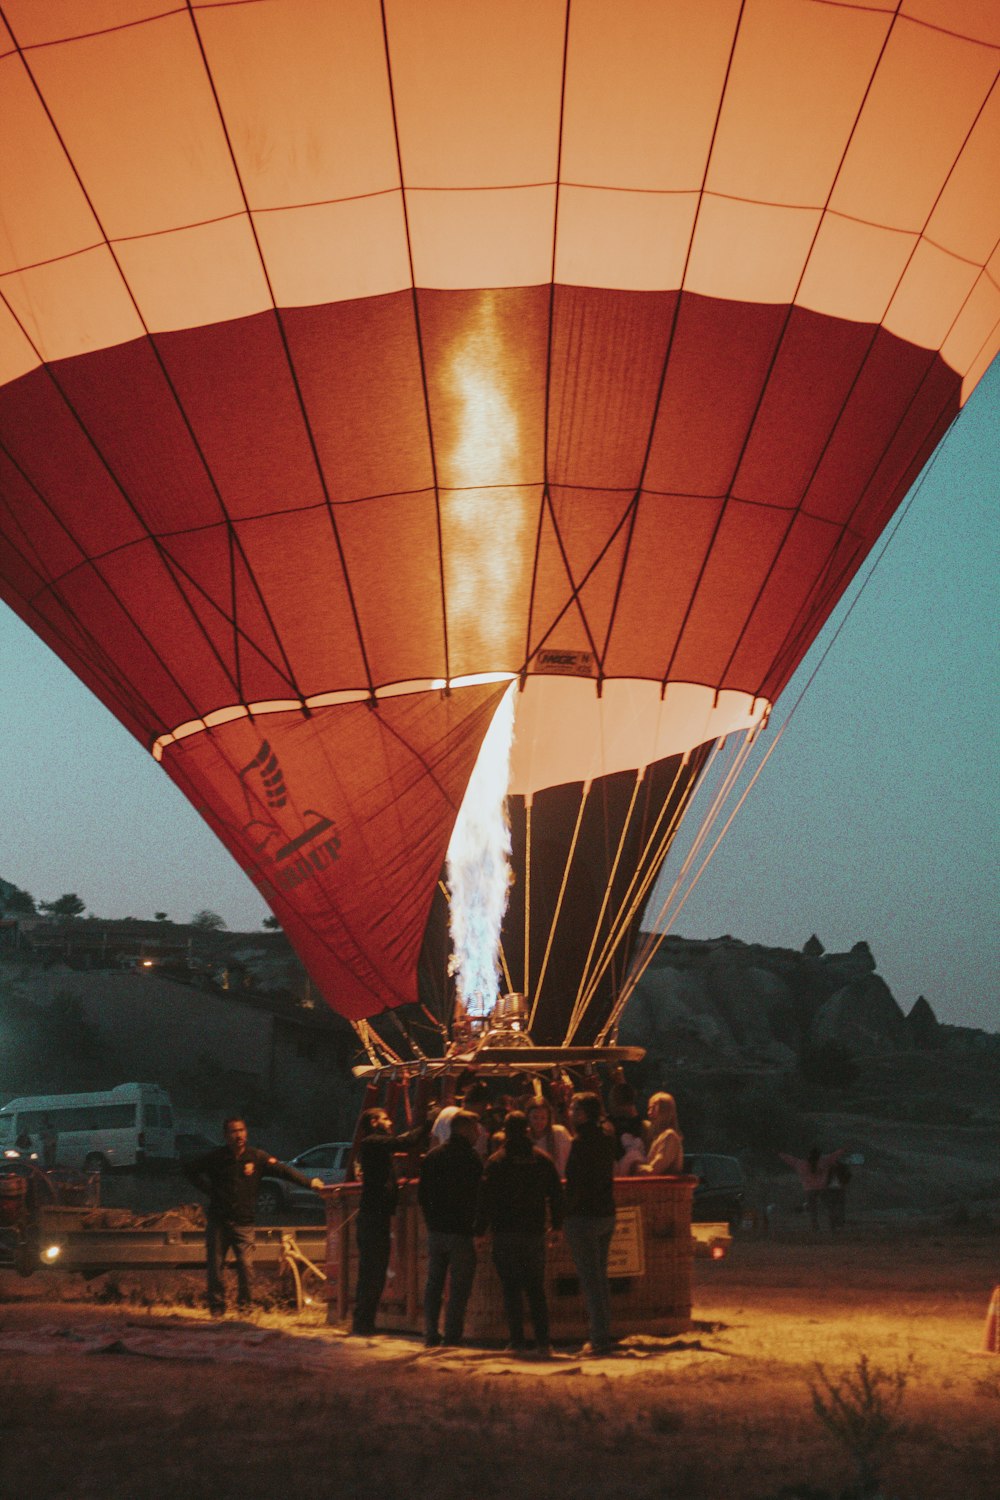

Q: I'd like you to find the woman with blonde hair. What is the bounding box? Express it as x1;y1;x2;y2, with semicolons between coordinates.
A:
638;1092;683;1175
526;1097;572;1177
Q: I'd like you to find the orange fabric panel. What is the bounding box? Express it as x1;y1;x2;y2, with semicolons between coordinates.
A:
562;0;740;191
27;12;241;241
831;18;998;234
161;687;505;1018
707;0;891;207
0;58;97;276
901;0;1000;48
2;2;159;47
386;0;564;187
197;0;399;209
927;78;1000;265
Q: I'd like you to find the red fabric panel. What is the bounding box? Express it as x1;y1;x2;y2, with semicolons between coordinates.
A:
803;328;939;525
0;366;145;559
668;499;792;687
54;338;225;534
726;511;842;687
604;492;725;681
285;293;434;503
528;487;634;665
548;287;677;489
335;489;449;688
645;294;787;497
156;312;325;519
734;307;877;509
161;686;505;1020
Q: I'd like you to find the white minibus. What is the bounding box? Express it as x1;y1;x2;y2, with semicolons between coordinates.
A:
0;1083;175;1172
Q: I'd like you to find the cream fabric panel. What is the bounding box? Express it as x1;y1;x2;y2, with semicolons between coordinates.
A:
555;188;697;291
884;241;983;351
1;248;143;365
797;217;916;326
686;198;821;304
0;298;42;385
944;259;1000;393
406;187;554;289
115;220;271;334
507;677;764;797
254;197;411;308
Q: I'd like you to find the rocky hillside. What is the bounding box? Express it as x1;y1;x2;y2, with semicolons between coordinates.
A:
620;932;998;1070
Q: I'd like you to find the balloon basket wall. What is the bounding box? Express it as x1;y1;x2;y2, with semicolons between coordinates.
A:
322;1174;696;1343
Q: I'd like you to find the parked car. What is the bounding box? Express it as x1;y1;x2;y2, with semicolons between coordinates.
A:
684;1153;745;1231
257;1142;353;1216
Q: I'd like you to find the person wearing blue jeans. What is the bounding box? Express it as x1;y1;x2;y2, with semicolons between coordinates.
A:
564;1092;617;1355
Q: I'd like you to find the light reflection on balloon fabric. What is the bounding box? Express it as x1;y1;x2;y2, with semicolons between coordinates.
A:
444;292;528;667
447;683;517;1018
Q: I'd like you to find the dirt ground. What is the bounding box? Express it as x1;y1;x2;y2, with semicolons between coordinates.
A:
1;1222;997;1500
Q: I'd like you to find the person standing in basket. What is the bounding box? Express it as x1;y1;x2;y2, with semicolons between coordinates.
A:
475;1110;563;1357
418;1109;483;1346
184;1117;324;1317
563;1091;618;1356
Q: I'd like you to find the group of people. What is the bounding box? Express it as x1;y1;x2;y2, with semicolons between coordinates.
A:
184;1082;686;1357
779;1145;851;1231
351;1083;685;1357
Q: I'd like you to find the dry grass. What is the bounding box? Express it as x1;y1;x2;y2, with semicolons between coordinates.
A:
0;1226;997;1499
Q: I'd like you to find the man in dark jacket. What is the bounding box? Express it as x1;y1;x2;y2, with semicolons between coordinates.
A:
184;1117;323;1316
475;1110;563;1356
352;1107;428;1336
564;1091;618;1355
418;1109;483;1346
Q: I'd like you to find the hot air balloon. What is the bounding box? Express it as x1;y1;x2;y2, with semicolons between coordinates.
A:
2;0;998;1070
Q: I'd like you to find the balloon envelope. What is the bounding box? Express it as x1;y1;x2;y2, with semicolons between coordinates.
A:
1;1;997;1022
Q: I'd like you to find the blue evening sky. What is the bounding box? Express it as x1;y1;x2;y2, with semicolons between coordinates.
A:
2;361;997;1031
